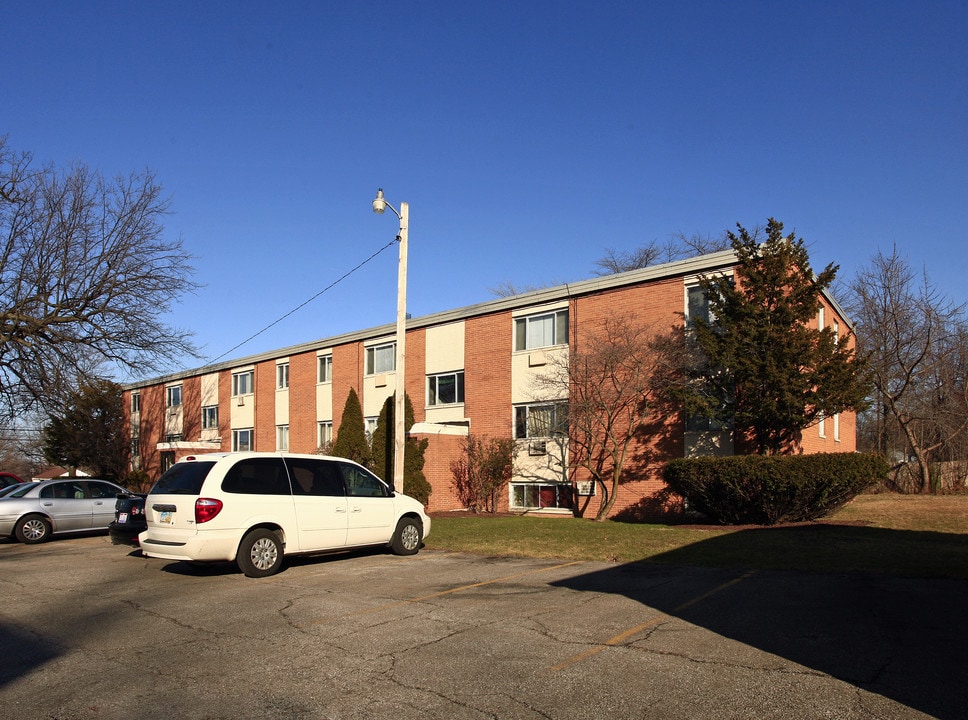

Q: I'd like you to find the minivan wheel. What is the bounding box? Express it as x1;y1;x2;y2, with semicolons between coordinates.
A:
15;515;51;544
237;529;283;578
390;517;422;556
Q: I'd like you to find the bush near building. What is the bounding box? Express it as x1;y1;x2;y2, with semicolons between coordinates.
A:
663;453;889;525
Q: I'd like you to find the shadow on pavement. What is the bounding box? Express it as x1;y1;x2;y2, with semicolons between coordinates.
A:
552;525;968;720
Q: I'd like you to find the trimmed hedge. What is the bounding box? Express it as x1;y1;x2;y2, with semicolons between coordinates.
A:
662;453;889;525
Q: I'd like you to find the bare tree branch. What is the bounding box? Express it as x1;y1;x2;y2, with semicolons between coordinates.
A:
0;136;200;416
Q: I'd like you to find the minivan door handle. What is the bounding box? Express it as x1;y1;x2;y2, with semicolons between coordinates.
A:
335;506;347;513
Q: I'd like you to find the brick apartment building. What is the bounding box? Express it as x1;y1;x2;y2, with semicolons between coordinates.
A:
123;249;855;518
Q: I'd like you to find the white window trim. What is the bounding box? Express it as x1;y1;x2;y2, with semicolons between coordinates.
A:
166;385;182;408
365;342;396;375
317;354;333;383
428;370;465;407
232;369;254;397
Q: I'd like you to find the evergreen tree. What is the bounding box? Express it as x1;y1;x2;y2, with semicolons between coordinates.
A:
42;379;128;481
686;218;868;455
372;393;431;504
332;387;371;467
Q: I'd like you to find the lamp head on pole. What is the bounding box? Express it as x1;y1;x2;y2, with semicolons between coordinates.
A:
372;188;387;215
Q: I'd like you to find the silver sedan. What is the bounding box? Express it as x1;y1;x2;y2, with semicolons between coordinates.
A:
0;478;128;543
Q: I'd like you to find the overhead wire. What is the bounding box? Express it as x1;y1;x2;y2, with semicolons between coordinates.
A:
202;236;400;368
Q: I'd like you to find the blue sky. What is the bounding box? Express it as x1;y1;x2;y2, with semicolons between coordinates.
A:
4;1;966;379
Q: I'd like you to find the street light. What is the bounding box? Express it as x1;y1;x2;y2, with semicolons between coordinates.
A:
372;189;408;494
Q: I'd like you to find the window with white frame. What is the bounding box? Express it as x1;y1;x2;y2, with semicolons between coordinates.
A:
428;371;464;406
232;428;253;452
510;482;574;511
166;385;182;408
276;424;289;451
818;412;826;438
318;354;332;383
365;343;395;374
202;405;218;430
514;309;568;351
130;436;140;458
833;413;840;441
515;402;568;439
232;370;254;396
365;417;378;437
687;284;712;325
317;421;333;447
277;363;289;390
131;392;141;413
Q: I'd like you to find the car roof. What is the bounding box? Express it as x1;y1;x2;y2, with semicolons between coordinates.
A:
174;452;364;465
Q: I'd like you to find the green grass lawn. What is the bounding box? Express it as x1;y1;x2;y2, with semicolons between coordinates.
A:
424;494;968;578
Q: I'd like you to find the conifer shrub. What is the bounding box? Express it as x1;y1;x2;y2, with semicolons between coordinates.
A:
662;453;889;525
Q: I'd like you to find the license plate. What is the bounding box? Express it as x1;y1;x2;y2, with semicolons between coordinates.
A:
118;513;129;524
160;511;173;524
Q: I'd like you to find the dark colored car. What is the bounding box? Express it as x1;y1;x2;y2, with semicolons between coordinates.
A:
0;472;25;489
108;492;147;545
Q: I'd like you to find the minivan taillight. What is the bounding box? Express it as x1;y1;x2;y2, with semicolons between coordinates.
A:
194;498;223;524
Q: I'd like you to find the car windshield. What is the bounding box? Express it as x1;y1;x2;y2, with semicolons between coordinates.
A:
149;461;215;495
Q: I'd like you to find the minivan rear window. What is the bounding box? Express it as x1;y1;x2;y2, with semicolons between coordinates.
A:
150;461;216;495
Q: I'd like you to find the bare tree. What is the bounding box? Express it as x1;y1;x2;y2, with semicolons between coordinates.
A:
593;232;732;276
847;247;968;492
0;136;198;416
532;314;670;520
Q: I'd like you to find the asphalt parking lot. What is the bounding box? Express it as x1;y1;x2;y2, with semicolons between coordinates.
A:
1;533;964;719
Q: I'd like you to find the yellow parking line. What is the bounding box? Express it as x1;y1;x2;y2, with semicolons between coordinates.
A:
305;559;585;626
549;570;757;672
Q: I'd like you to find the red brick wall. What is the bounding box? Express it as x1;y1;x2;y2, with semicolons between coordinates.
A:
332;341;363;437
218;371;232;452
255;360;276;451
564;279;688;517
182;376;201;442
289;351;317;452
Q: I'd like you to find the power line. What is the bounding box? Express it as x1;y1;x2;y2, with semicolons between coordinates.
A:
203;236;400;367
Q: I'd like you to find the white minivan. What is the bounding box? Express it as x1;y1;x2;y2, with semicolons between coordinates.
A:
139;452;430;577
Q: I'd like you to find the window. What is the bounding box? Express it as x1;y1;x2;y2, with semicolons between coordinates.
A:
833;413;841;442
818;305;825;329
166;385;182;408
277;363;289;390
340;462;389;497
687;285;712;325
514;309;568;351
232;428;253;452
366;343;395;374
365;417;378;437
222;457;290;495
317;421;333;447
818;413;826;438
232;370;254;396
428;371;464;406
131;437;140;458
160;451;176;473
510;483;574;510
202;406;218;430
515;403;568;439
131;392;141;413
318;354;332;383
277;424;289;451
286;457;344;496
165;434;183;443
